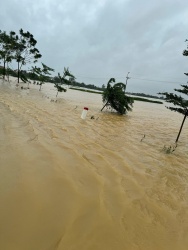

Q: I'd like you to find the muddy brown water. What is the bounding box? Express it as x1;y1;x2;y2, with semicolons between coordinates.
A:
0;80;188;250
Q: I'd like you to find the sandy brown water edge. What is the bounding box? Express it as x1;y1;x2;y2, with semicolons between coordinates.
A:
0;79;188;250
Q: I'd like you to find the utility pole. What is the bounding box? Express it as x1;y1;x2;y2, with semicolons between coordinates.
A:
125;72;130;92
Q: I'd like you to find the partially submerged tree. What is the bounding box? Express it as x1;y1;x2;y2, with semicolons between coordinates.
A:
13;29;42;83
101;78;134;115
159;85;188;143
159;40;188;143
59;67;75;86
54;68;75;97
32;63;54;91
20;70;30;84
54;83;67;97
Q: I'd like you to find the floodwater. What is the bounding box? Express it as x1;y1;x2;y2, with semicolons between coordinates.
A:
0;79;188;250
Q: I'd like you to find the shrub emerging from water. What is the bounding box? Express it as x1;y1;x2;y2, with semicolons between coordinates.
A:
101;78;134;115
54;68;75;97
32;63;54;91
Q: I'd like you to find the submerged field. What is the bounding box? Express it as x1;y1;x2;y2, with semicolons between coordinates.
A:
0;79;188;250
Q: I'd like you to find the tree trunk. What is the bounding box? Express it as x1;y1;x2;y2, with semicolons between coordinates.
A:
17;61;20;83
101;101;108;112
6;62;9;82
3;59;6;80
175;110;188;143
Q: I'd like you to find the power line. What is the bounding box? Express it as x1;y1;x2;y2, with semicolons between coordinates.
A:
130;77;184;84
128;73;187;80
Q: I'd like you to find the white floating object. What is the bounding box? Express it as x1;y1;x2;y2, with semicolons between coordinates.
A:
81;107;89;119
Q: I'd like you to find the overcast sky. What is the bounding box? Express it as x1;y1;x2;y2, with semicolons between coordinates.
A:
1;0;188;94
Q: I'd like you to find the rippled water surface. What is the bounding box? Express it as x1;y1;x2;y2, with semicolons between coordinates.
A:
0;79;188;250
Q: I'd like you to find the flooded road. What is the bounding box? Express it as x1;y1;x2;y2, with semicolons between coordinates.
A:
0;80;188;250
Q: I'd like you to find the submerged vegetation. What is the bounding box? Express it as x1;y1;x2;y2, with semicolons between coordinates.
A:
0;28;187;119
0;29;41;83
162;144;178;154
101;78;134;115
159;40;188;143
32;63;54;91
127;92;164;100
133;97;163;104
54;68;75;97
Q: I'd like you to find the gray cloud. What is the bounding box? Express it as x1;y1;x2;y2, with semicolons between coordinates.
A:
1;0;188;94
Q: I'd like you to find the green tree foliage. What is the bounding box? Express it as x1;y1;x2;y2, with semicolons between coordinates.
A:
32;63;54;91
54;84;67;97
159;40;188;142
0;30;15;79
101;78;134;115
54;68;75;97
59;67;75;85
13;29;42;83
20;70;30;84
159;84;188;143
159;87;188;115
